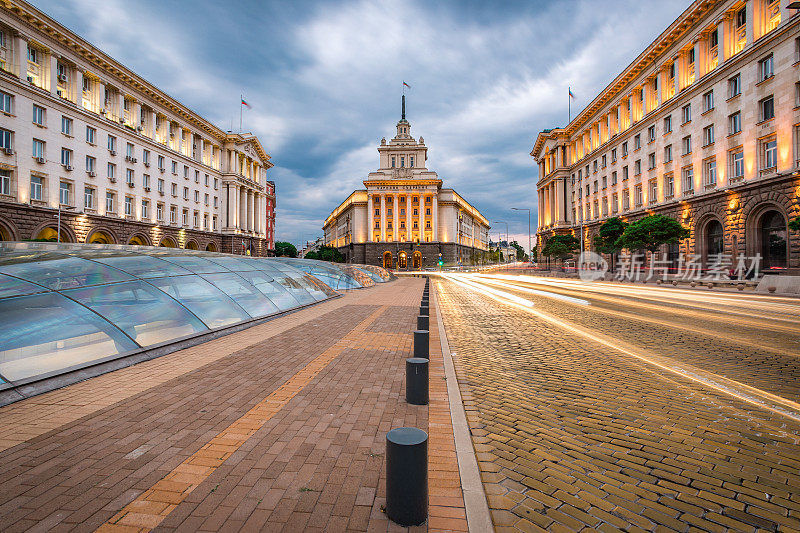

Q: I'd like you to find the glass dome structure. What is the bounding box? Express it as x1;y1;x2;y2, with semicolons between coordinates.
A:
0;243;392;392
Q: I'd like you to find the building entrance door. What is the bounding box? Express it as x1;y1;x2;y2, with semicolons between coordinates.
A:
398;251;407;269
413;251;422;270
383;251;393;269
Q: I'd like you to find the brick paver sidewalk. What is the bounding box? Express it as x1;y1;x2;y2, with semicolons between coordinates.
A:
0;278;468;532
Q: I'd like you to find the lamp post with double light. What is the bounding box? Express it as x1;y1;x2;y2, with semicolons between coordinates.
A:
511;207;531;264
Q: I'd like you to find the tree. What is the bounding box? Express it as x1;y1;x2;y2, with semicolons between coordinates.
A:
593;217;627;271
531;247;538;264
789;217;800;232
274;241;297;258
541;234;580;262
619;214;689;254
510;240;528;262
315;245;345;263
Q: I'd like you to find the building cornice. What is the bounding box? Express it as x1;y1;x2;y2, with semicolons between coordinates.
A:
0;0;230;141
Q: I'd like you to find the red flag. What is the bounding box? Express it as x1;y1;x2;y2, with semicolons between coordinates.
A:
403;81;411;88
241;98;251;108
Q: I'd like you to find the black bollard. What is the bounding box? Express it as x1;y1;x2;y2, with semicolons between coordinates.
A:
386;427;428;526
413;329;429;358
406;358;429;405
416;314;429;331
419;304;429;316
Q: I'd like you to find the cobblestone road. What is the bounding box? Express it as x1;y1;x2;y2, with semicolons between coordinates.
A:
436;275;800;533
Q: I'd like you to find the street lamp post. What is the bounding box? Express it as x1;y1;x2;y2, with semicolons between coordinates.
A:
54;204;75;243
493;220;509;264
511;207;531;264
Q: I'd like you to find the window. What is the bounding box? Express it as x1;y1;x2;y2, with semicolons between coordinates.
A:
86;156;96;173
634;159;641;175
681;104;691;124
401;156;405;168
611;148;617;162
183;186;189;200
157;203;164;221
611;171;618;185
213;196;218;208
27;46;38;64
736;7;746;29
32;104;44;126
30;175;42;201
0;128;10;150
391;156;395;168
170;206;177;223
182;209;188;226
107;162;116;180
61;116;72;136
204;174;209;186
759;55;773;82
124;196;132;216
622;166;628;181
86;126;96;144
126;142;134;158
648;179;657;203
612;194;618;213
142;200;149;219
761;137;778;170
158;155;165;171
602;176;607;189
647;125;656;143
183;165;188;179
634;185;643;207
682;166;694;193
410;156;414;167
664;173;674;197
623;189;630;210
704;158;717;186
59;181;71;205
601;155;607;168
703;91;714;112
204;193;209;205
0;170;9;196
730;149;744;180
106;192;115;214
760;96;774;121
32;139;44;159
703;125;715;146
143;150;150;166
593;160;598;173
634;134;641;150
622;142;628;157
664;144;673;163
193;211;199;227
664;115;672;133
682;135;692;156
593;181;598;193
648;152;655;170
84;187;94;209
108;135;116;152
0;91;12;114
172;161;177;174
729;112;741;135
728;74;741;98
194;190;199;203
143;174;150;190
213;178;219;190
157;178;164;193
195;170;199;183
126;168;134;186
60;148;72;167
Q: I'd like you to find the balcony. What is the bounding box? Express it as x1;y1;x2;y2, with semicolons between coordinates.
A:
733;25;746;56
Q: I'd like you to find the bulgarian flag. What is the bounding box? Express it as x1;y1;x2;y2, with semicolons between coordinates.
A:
241;97;251;108
403;81;411;89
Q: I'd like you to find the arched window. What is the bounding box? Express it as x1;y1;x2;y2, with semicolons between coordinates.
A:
706;220;724;258
760;210;787;269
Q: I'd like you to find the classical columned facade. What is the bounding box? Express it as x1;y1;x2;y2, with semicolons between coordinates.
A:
324;97;490;269
0;0;275;255
532;0;800;273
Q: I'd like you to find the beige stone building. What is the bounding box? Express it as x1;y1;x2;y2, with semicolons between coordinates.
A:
0;0;276;254
324;97;490;269
532;0;800;272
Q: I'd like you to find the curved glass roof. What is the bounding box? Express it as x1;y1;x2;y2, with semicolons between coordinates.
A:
271;258;394;291
0;243;365;387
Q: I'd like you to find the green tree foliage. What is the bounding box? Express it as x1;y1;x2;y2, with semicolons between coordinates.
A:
593;217;627;270
541;234;580;260
510;241;528;261
789;217;800;232
619;214;689;253
306;245;345;263
274;241;298;258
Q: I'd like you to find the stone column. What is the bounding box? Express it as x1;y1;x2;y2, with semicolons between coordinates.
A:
49;54;58;96
239;187;247;231
693;41;702;82
418;194;424;241
556;179;565;224
781;0;796;23
745;0;755;46
392;194;399;242
367;194;374;242
73;69;83;107
717;16;728;65
15;34;27;80
247;190;253;232
380;194;386;242
432;194;438;242
230;184;239;229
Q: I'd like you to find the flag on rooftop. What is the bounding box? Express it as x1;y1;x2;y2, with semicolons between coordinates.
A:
569;88;575;99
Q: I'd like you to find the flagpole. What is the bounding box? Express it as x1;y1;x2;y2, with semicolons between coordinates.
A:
239;95;243;134
568;86;571;124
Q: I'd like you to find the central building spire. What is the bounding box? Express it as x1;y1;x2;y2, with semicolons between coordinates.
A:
401;94;406;120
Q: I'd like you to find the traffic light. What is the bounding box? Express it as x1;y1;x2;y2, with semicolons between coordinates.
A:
438;253;443;267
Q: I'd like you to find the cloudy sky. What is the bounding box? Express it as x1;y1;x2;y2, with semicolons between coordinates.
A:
33;0;688;249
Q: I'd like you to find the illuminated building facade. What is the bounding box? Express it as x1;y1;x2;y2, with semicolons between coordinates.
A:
532;0;800;272
0;0;275;254
324;97;490;269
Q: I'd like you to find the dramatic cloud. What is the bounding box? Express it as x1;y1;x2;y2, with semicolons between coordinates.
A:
34;0;688;248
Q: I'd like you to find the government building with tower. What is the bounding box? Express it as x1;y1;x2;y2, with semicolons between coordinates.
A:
0;0;276;254
323;97;490;270
532;0;800;273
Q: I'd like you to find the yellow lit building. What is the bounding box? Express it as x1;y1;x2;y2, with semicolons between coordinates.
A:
324;96;490;269
532;0;800;272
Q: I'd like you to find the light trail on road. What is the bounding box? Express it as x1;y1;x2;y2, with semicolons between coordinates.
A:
440;273;800;424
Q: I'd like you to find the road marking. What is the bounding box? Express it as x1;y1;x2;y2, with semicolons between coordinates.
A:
447;276;800;424
97;305;388;533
